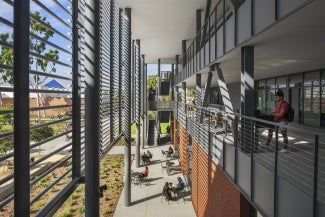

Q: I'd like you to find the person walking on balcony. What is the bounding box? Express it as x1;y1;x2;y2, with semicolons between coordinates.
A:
265;90;289;153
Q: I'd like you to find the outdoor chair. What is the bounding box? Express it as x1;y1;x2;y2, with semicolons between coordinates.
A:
161;189;170;204
139;173;149;186
175;188;186;204
172;150;178;159
161;150;167;159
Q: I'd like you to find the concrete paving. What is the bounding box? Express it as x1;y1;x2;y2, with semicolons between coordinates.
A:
112;142;196;217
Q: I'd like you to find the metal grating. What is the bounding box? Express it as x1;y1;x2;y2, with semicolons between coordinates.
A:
110;1;120;141
99;0;111;154
0;0;77;214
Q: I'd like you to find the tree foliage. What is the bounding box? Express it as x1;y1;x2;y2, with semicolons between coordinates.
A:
0;136;13;155
0;103;13;125
147;75;158;89
0;12;59;87
0;33;13;84
30;125;54;142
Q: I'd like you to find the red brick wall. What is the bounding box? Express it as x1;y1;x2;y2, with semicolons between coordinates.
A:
173;117;178;150
191;139;249;217
179;124;189;174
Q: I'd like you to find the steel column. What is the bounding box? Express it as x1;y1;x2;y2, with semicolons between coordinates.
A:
13;0;30;215
196;9;202;50
135;39;141;168
123;8;132;207
158;58;161;99
84;0;100;215
142;55;147;149
175;55;179;76
240;46;254;117
182;82;186;108
240;46;254;153
196;74;202;107
72;0;81;179
182;40;187;68
171;64;175;100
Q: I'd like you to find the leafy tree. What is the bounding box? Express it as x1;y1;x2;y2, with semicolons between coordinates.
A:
30;11;59;118
30;125;54;142
0;12;59;116
147;75;158;90
0;33;14;106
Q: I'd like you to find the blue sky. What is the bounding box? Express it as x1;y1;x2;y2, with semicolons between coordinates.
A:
147;64;172;76
0;1;171;88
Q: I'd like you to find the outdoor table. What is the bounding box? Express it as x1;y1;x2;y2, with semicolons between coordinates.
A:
131;172;141;184
166;161;175;176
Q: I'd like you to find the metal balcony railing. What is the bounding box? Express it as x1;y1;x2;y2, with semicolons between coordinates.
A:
175;102;325;216
175;0;234;83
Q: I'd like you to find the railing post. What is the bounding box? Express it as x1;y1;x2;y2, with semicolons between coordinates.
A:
274;125;279;216
208;109;212;158
313;135;319;217
250;119;254;201
234;115;238;184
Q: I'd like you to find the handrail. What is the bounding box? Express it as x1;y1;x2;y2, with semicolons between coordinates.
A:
178;0;232;65
175;101;325;212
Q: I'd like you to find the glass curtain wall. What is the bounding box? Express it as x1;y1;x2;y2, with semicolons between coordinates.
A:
256;69;325;128
303;71;320;127
321;70;325;127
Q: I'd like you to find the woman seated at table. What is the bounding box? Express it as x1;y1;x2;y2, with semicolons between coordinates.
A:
174;177;185;191
163;182;172;200
167;146;174;156
138;166;149;178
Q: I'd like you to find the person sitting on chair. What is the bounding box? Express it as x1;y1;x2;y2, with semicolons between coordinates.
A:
139;166;148;178
146;150;152;159
175;177;185;191
167;146;174;157
163;182;172;200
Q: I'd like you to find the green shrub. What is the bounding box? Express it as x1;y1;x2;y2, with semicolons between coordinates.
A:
0;136;13;155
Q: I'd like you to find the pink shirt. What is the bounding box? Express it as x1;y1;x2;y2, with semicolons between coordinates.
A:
275;100;289;122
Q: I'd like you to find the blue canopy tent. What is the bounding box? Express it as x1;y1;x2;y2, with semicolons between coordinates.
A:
43;79;65;89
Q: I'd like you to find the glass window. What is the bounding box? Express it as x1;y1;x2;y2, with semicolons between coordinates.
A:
255;89;266;113
304;86;320;127
258;80;265;88
304;71;320;86
276;76;287;89
266;79;275;89
265;89;275;113
289;74;303;87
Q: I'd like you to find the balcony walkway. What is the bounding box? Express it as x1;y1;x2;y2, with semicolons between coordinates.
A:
112;141;196;217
